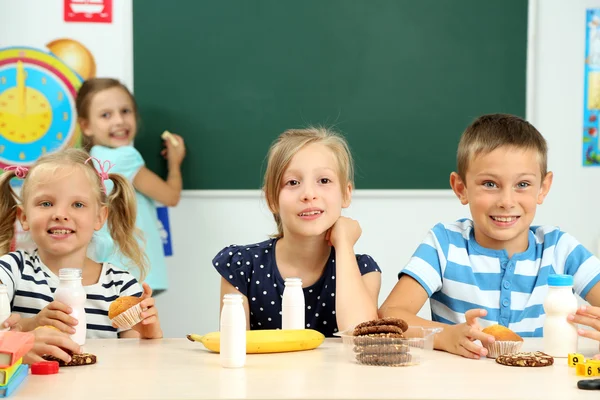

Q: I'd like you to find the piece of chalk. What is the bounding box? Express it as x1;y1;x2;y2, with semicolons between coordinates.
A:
161;130;179;146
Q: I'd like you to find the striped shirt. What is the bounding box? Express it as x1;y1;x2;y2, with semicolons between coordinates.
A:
401;219;600;337
0;251;143;338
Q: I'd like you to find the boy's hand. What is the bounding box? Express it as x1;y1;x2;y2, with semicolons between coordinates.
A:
131;283;163;339
569;305;600;360
24;326;81;365
326;216;361;249
438;308;495;359
161;133;186;167
32;301;77;334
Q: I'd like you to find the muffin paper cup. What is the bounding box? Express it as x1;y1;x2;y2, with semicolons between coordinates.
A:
111;303;143;329
484;340;523;359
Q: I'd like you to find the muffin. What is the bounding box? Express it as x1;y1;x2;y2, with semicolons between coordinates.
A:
482;324;524;358
109;296;143;329
34;325;60;331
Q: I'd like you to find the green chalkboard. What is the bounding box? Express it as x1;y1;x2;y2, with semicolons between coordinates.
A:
133;0;527;190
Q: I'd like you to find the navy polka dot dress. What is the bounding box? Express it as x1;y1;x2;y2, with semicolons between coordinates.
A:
213;238;381;337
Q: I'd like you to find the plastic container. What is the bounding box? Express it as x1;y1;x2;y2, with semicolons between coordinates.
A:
282;277;304;330
220;293;246;368
54;268;87;345
336;326;442;367
543;274;578;357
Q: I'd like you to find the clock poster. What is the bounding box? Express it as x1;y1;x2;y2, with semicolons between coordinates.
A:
0;39;97;171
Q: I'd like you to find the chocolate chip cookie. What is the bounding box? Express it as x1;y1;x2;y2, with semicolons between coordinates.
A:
353;332;405;346
353;317;408;334
43;353;97;366
354;343;409;355
353;324;405;336
495;351;554;367
356;352;412;366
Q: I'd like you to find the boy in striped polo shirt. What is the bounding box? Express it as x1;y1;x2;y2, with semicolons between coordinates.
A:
380;114;600;359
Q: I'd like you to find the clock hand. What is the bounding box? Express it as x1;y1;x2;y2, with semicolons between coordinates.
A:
16;61;26;117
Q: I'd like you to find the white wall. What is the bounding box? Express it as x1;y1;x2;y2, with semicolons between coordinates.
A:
5;0;600;338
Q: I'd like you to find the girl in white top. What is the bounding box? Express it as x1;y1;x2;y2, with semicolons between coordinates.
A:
0;148;162;346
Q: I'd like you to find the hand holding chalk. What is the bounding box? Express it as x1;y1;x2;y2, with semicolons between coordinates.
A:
160;131;186;166
161;130;179;146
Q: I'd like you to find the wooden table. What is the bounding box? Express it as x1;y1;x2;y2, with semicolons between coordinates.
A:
12;337;600;399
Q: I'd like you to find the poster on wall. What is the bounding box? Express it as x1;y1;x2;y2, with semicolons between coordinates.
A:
583;9;600;166
0;40;96;171
64;0;113;23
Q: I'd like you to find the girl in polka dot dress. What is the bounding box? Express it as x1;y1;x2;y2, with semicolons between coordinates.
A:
213;127;381;337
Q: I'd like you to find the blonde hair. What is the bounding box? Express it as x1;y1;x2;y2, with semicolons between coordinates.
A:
0;148;148;280
76;78;138;152
457;114;548;182
263;127;354;238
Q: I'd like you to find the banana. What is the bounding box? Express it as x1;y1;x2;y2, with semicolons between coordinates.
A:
186;329;325;354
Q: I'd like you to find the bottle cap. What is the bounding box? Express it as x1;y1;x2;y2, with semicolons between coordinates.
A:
58;268;82;280
223;294;243;303
31;360;59;375
284;277;302;286
548;274;573;287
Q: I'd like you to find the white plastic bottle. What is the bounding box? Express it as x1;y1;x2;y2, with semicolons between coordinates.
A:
220;294;246;368
54;268;87;345
282;277;305;330
0;284;11;331
543;274;578;357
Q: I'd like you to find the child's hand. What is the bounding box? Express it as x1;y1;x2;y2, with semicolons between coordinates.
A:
1;313;21;331
569;305;600;359
32;301;78;334
131;283;163;339
24;326;81;365
161;133;186;167
438;308;495;359
326;216;361;249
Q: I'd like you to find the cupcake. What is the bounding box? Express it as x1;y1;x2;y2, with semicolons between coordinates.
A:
109;296;143;329
481;324;523;358
34;325;60;331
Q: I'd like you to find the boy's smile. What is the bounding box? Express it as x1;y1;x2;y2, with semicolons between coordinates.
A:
450;146;553;257
490;215;519;227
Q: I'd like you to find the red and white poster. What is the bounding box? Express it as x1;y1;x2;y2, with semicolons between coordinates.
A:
64;0;112;23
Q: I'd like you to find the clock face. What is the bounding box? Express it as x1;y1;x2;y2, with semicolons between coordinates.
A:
0;47;83;169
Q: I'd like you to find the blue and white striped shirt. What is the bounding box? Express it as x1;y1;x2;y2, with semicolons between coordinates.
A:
0;250;143;338
401;219;600;337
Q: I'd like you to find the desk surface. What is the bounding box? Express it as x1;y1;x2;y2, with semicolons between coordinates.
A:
12;337;600;399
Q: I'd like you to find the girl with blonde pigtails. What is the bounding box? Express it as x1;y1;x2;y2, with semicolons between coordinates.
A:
0;148;162;364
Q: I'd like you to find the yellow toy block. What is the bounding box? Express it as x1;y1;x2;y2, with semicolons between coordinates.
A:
569;353;585;367
576;360;600;377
